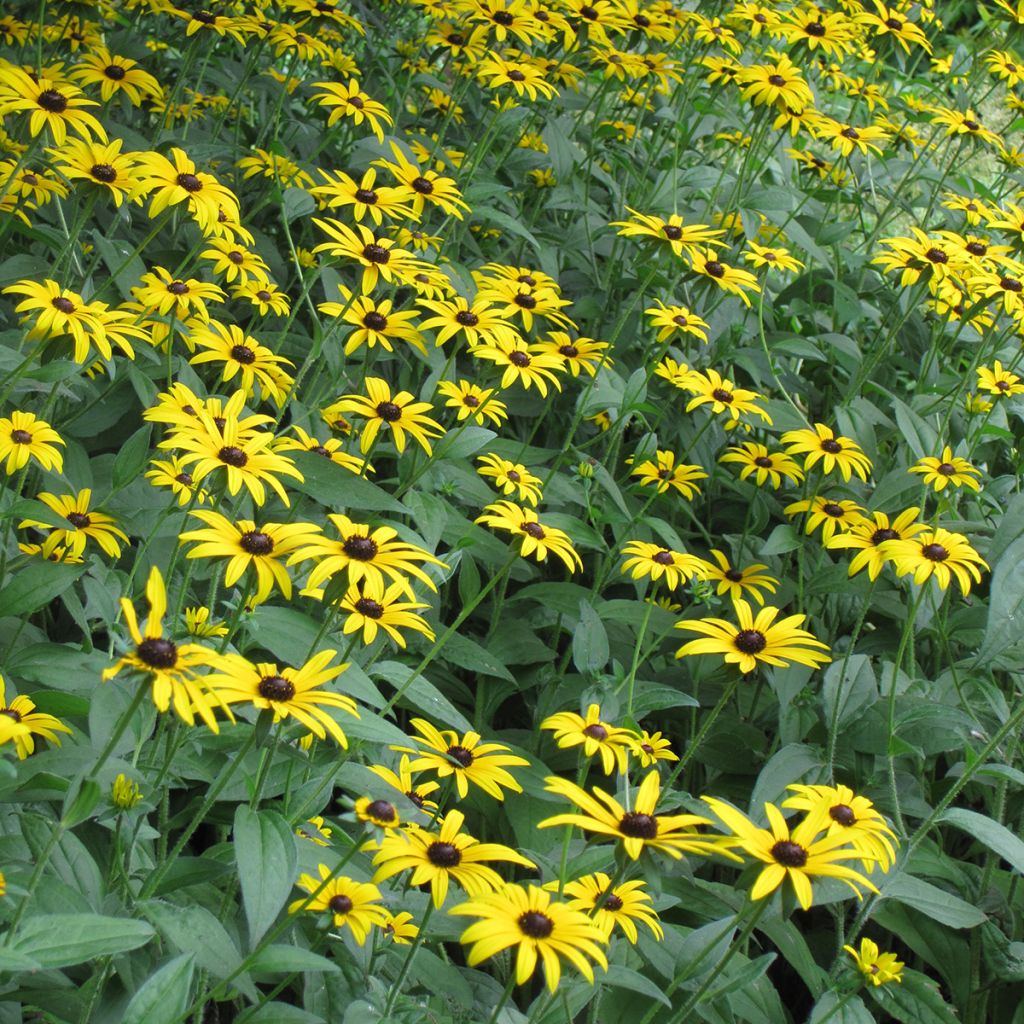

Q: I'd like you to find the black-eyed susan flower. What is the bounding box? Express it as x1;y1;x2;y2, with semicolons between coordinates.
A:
785;496;866;541
702;550;779;605
180;510;322;605
540;770;723;861
310;167;416;225
540;703;635;775
102;567;230;732
779;8;855;57
883;527;988;594
0;66;105;144
701;797;880;910
0;675;72;759
318;285;425;356
394;719;529;801
909;447;981;492
611;207;725;262
312;220;426;294
135;147;239;233
471;336;566;395
858;1;931;52
743;243;804;273
296;816;333;847
844;939;904;986
782;423;873;482
145;457;208;506
686;369;772;424
337;578;435;648
474;276;575;333
644;300;709;343
232;281;290;317
977;361;1024;396
477;454;543;505
628;729;678;767
311;80;393;142
929;106;1001;147
451;883;608;992
289;867;389;944
19;488;128;558
368;754;440;814
559;873;663;943
436;380;508;427
380;910;419;944
3;279;103;357
370;808;535;907
629;450;707;498
476;51;559;100
810;115;890;158
272;426;368;476
200;237;271;286
290;512;445;598
534;333;610;377
689;249;762;306
621;540;708;591
133;267;225;321
475;501;582;572
49;137;144;206
736;54;813;109
783;784;899;871
418;295;522;349
0;411;64;474
354;796;402;830
376;141;470;219
188;320;294;405
326;378;444;456
210;650;358;747
675;599;831;674
70;47;163;104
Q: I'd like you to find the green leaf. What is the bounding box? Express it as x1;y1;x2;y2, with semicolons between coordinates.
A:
707;952;776;999
112;423;153;491
573;600;609;674
122;954;196;1024
602;964;671;1007
439;631;515;681
760;524;802;556
821;655;877;731
92;232;147;301
881;874;986;928
234;806;298;947
0;560;86;618
867;967;960;1024
749;744;821;811
369;660;472;732
628;682;699;717
8;914;154;967
289;451;408;514
938;807;1024;874
808;993;874;1024
979;535;1024;662
247;944;340;974
0;254;52;286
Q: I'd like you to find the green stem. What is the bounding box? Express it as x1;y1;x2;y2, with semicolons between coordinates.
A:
382;900;435;1014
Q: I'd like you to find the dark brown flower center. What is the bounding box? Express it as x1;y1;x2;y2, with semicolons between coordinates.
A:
514;293;536;309
52;296;76;314
455;310;479;326
925;247;948;264
354;597;384;618
558;344;579;357
354;188;378;204
704;260;725;277
603;893;624;910
735;629;767;654
258;674;296;701
91;163;117;183
518;910;554;938
884;17;902;29
652;549;674;565
724;568;744;582
820;438;842;454
228;250;245;265
963;118;981;131
104;64;126;80
822;502;845;517
937;462;957;476
509;351;531;367
507;69;526;82
522;521;545;539
175;472;194;485
66;511;91;528
363;311;387;330
663;225;683;240
167;281;189;295
492;10;514;24
136;637;178;669
921;542;948;561
506;469;521;482
10;429;32;444
411;176;434;194
711;388;733;403
0;708;22;722
871;527;898;545
829;803;856;826
619;812;658;839
176;172;202;193
805;20;825;36
446;744;474;767
1001;277;1023;292
840;126;860;140
328;894;353;915
343;535;378;560
347;95;364;109
256;290;272;301
376;401;402;422
754;455;773;468
427;841;461;867
365;799;397;822
966;241;987;256
363;243;390;264
218;446;248;467
771;839;807;866
38;89;68;113
240;530;273;555
582;723;608;740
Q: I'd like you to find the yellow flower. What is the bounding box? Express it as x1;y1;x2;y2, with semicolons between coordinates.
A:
908;447;981;491
337;577;435;649
620;540;708;591
475;501;582;572
825;508;926;580
0;674;72;759
702;550;779;605
844;938;904;986
720;442;804;489
477;453;543;505
781;423;873;482
310;80;393;142
629;450;707;498
558;873;663;943
289;866;389;944
19;488;128;558
0;411;64;474
784;496;866;541
883;527;988;594
111;773;143;810
540;703;635;775
330;377;444;455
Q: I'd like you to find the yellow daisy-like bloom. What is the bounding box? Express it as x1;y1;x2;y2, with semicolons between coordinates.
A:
785;496;866;541
476;51;559;100
380;910;419;945
644;300;710;343
611;207;726;262
810;115;890;158
883;527;988;594
310;80;393;143
909;447;981;492
685;369;772;424
858;1;931;53
781;423;873;482
101;566;231;733
70;47;163;104
436;380;509;427
451;883;608;993
48;137;144;207
782;784;899;872
200;238;271;286
418;295;522;349
629;450;707;498
179;510;322;605
736;55;813;109
540;703;635;775
0;411;64;474
393;718;529;801
743;243;804;273
296;816;333;847
675;599;831;675
825;508;926;580
232;281;290;317
558;873;663;943
977;360;1024;396
135;147;239;233
620;540;708;591
0;66;106;144
534;333;610;378
319;285;424;356
539;770;724;861
133;266;225;322
354;795;402;830
929;106;1001;147
188;320;294;406
111;773;143;810
702;550;779;606
375;141;470;220
720;442;805;489
370;808;535;908
272;426;369;476
310;166;416;226
19;488;128;558
701;797;881;910
337;577;435;649
184;606;227;639
2;278;103;358
368;753;441;815
329;377;444;456
145;456;208;506
844;938;904;986
475;501;582;572
0;674;72;760
289;512;445;599
477;453;543;505
289;866;389;944
627;730;678;767
689;249;761;306
209;650;358;748
313;221;429;294
470;336;565;396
